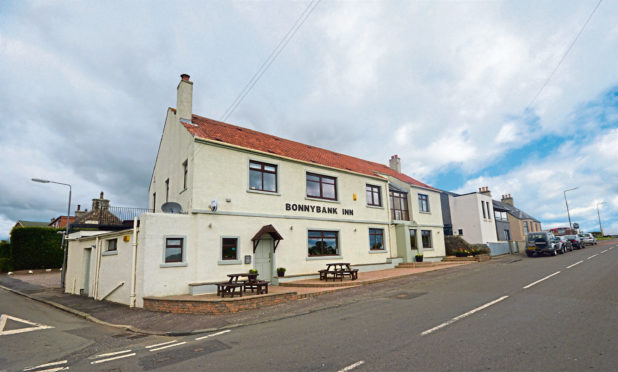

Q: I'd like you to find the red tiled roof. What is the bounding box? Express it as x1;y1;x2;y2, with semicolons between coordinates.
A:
49;216;76;228
180;112;436;190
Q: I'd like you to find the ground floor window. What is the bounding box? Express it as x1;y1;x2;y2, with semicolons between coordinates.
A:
504;229;511;241
106;238;117;252
165;237;184;263
421;230;432;249
308;230;339;256
222;238;238;260
369;228;384;250
409;229;417;249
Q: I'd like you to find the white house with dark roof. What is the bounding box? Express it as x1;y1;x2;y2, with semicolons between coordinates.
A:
64;74;445;307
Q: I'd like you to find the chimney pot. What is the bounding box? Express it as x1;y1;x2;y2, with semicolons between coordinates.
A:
77;204;81;211
100;191;104;199
180;73;190;81
389;154;401;173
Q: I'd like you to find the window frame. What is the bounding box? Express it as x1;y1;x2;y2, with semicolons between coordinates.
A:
366;184;382;207
307;230;340;257
221;237;239;261
418;193;430;213
106;238;117;252
409;229;417;250
390;190;409;221
182;159;188;190
306;172;337;201
165;178;170;203
249;160;278;193
421;230;433;249
482;201;487;219
368;228;385;251
162;236;186;265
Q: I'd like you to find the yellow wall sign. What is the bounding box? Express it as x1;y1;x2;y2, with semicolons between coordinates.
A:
123;235;130;242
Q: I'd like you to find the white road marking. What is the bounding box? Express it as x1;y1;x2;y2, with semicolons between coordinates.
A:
600;250;608;253
149;341;186;352
92;350;132;358
566;261;583;269
23;360;67;371
587;254;598;260
337;361;365;372
195;329;231;341
421;296;509;336
0;314;54;336
90;353;136;365
33;367;68;372
145;340;177;349
523;271;561;289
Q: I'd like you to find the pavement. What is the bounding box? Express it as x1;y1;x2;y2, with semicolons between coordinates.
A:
0;259;494;336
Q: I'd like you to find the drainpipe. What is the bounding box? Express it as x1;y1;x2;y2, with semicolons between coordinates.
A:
385;183;394;259
130;217;138;308
94;236;102;299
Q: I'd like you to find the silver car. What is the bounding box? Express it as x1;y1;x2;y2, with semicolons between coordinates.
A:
579;233;597;245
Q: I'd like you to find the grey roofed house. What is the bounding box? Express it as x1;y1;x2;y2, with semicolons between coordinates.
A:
13;220;50;229
492;199;540;222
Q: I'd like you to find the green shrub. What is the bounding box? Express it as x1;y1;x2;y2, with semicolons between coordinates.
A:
0;257;12;272
0;240;10;258
446;236;490;256
9;227;64;270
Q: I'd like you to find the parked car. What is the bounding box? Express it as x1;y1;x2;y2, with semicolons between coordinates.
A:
556;236;573;252
565;234;585;249
579;233;597;245
526;231;560;257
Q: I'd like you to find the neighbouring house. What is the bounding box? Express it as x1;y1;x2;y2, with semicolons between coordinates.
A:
49;204;88;228
65;74;446;307
493;194;541;243
440;186;498;245
12;220;50;229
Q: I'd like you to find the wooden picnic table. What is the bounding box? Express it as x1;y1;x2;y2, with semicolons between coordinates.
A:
217;273;268;297
319;263;358;281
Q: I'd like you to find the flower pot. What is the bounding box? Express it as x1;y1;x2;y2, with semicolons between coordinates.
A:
415;256;423;262
277;270;285;277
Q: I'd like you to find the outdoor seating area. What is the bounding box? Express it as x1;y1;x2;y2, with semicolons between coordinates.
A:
318;263;359;282
216;273;269;298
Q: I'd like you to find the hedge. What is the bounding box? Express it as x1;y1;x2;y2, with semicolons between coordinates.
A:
0;240;10;258
9;227;64;270
445;235;490;256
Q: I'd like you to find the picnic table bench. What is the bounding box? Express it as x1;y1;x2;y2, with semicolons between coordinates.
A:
216;273;269;298
319;263;358;281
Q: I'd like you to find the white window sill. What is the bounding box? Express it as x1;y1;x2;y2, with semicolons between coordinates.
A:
306;255;342;261
102;251;118;256
247;189;280;196
366;205;384;209
305;197;340;204
218;259;242;265
419;211;431;214
160;262;188;268
368;250;387;254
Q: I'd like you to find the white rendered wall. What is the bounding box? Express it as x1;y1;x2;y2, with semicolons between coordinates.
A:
449;193;498;244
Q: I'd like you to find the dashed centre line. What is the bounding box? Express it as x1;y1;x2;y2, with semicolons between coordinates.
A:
92;350;132;358
523;271;561;289
195;329;231;341
90;353;136;365
149;341;186;352
145;340;177;349
23;360;67;371
421;296;509;336
33;367;68;372
600;249;608;253
566;261;583;269
587;254;598;260
337;361;365;371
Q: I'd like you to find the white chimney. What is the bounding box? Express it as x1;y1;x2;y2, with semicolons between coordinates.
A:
389;155;401;173
177;73;193;121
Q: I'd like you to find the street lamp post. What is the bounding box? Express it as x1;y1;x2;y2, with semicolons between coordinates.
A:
563;187;578;230
597;202;607;237
32;178;71;288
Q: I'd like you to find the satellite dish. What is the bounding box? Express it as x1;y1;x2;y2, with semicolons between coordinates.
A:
161;202;183;214
208;199;218;212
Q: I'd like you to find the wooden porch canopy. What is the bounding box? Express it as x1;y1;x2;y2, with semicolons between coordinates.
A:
251;224;283;253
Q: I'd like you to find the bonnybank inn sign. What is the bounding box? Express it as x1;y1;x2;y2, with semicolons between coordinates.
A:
285;202;354;216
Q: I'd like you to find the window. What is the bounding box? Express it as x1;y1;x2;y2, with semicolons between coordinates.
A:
152;192;156;211
390;190;409;220
523;221;529;235
486;202;491;220
106;239;117;252
249;160;277;192
366;184;382;206
458;229;463;235
165;237;183;263
369;228;384;250
308;230;339;256
504;229;511;240
182;160;188;190
409;229;417;249
421;230;433;249
306;173;337;200
165;178;170;202
418;194;430;212
482;201;486;218
222;238;238;260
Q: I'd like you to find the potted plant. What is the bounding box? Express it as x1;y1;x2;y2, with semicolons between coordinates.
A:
249;269;258;274
277;267;286;277
415;254;424;262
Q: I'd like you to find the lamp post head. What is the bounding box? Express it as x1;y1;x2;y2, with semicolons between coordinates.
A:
32;178;50;183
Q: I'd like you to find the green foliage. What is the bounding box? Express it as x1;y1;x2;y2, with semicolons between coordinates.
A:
446;236;490;256
0;257;12;272
9;227;64;270
276;267;286;273
0;240;10;258
249;269;258;274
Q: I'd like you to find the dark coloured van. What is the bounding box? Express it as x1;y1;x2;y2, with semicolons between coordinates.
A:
526;231;560;257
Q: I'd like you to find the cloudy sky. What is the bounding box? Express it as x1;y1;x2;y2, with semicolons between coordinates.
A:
1;0;617;240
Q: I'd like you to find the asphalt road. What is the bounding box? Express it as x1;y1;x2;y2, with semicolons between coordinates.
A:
2;242;616;371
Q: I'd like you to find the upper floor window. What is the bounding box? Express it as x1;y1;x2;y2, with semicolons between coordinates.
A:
369;228;384;250
523;221;529;235
366;184;382;206
482;201;487;218
390;190;409;220
106;238;117;252
418;194;430;212
494;210;507;221
486;202;492;220
306;173;337;200
152;192;156;211
249;160;278;192
165;179;170;202
182;160;188;190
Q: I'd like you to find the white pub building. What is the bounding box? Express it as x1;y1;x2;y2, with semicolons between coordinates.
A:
65;75;445;307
